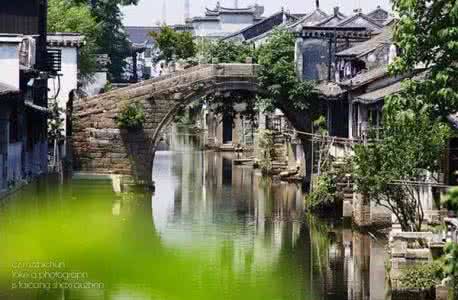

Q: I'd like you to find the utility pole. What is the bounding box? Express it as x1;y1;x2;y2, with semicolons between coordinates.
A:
162;0;167;25
234;0;238;8
184;0;190;21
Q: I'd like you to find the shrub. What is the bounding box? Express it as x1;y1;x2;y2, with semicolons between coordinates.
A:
398;261;444;289
102;81;112;93
48;99;65;142
115;102;145;130
254;129;275;175
306;173;339;212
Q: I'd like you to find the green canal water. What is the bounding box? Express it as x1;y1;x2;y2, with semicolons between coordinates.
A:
0;129;388;300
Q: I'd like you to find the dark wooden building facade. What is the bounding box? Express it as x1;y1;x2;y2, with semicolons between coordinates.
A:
0;0;50;190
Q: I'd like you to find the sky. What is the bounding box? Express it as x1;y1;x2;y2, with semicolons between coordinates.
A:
121;0;392;27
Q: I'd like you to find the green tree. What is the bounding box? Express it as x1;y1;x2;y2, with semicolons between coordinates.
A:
255;28;319;182
198;40;254;63
90;0;139;81
150;26;196;62
175;31;196;61
48;0;99;78
390;0;458;119
353;0;458;232
443;189;458;296
56;0;140;81
353;106;450;232
195;29;320;183
194;40;257;129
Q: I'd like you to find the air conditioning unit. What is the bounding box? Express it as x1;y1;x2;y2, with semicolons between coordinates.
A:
45;49;62;75
19;36;37;68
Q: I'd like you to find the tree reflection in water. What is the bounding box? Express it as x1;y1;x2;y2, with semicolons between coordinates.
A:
0;126;389;300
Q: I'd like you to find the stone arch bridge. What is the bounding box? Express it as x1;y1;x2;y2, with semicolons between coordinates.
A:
72;64;259;185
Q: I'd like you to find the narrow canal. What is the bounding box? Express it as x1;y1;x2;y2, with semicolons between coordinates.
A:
0;127;387;300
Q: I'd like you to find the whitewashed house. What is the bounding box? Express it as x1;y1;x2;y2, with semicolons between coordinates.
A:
189;2;265;39
47;33;84;140
82;54;110;97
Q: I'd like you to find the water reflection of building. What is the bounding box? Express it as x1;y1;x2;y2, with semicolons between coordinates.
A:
151;129;388;299
153;129;306;266
341;230;388;300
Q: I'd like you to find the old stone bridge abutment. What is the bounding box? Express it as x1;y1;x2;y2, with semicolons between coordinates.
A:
72;64;259;185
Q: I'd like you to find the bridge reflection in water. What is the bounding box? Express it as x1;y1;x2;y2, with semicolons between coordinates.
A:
0;126;388;300
153;126;389;300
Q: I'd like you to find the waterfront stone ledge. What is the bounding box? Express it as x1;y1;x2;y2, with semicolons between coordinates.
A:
73;172;154;193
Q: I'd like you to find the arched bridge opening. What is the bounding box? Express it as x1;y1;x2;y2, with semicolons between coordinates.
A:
72;64;259;186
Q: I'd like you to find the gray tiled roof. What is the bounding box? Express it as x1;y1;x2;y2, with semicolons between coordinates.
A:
315;14;346;27
354;81;402;104
354;71;427;104
205;5;263;15
222;11;299;41
367;6;390;24
336;25;392;57
47;33;84;48
340;65;389;89
336;12;383;30
299;8;329;26
125;26;160;45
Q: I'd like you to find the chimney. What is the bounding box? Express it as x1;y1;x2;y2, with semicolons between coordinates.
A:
315;0;320;9
334;6;340;16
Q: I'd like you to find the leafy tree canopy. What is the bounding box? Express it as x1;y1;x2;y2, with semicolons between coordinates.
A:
48;0;100;79
353;106;450;232
390;0;458;119
69;0;139;81
91;0;137;81
254;28;319;181
443;189;458;290
194;30;319;136
353;0;458;232
150;26;196;63
197;40;254;64
255;28;318;116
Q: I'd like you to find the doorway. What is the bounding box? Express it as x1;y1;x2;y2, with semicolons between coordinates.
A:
222;114;233;144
